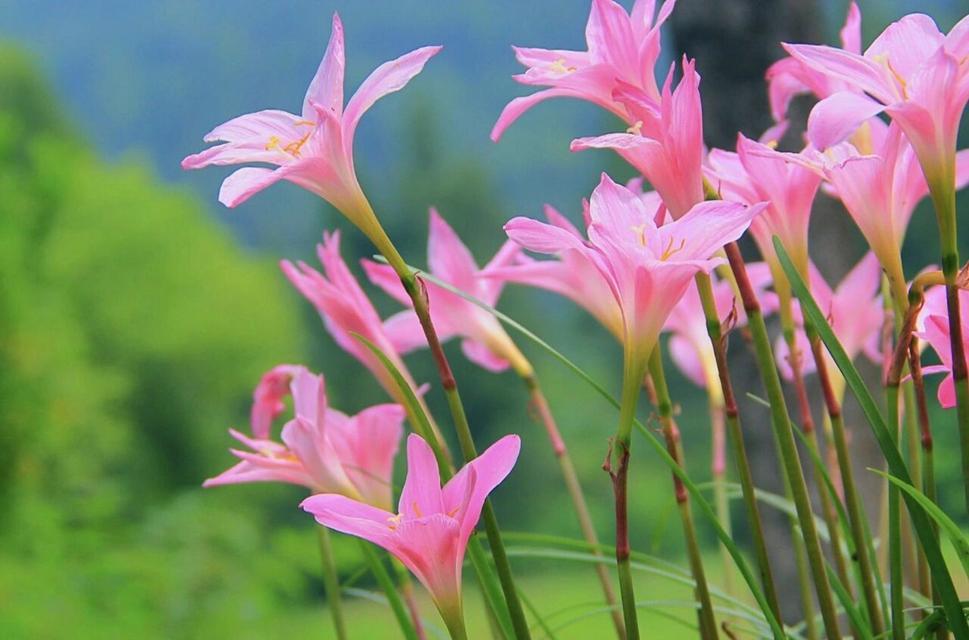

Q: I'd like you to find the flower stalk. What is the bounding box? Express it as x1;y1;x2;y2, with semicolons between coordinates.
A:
317;527;349;640
358;540;422;640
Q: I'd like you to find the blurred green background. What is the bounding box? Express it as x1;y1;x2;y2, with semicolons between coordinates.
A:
1;1;967;638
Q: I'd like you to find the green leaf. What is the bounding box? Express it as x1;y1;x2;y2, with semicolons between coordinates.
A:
774;236;968;640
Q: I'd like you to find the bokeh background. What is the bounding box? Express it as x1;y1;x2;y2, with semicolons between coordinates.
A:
1;1;967;638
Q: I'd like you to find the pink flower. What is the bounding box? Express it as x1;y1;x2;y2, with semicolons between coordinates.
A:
182;13;440;238
784;11;969;188
491;0;677;141
280;230;425;403
205;366;404;510
250;364;303;439
917;287;969;409
302;433;521;630
766;2;861;123
775;253;884;382
570;57;705;220
504;173;763;371
706;133;822;275
362;209;530;375
664;264;776;390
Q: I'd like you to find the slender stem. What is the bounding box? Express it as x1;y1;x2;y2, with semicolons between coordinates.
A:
909;340;938;618
607;354;646;640
359;540;421;640
694;272;783;624
806;329;884;637
317;527;349;640
885;384;905;640
709;395;736;601
392;559;428;640
926;174;969;513
520;372;626;639
648;350;719;640
724;242;842;639
385;256;531;640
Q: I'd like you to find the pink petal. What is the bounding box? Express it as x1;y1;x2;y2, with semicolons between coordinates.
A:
443;434;521;543
428;209;480;293
957;149;969;192
864;14;945;79
836;252;882;303
783;43;899;104
460;339;510;373
491;88;575;142
362;260;411;307
586;0;638;72
343;46;442;142
398;434;445;519
199;109;308;145
337;404;405;509
301;494;398;547
668;334;708;388
503;217;590;254
806;91;886;150
382;310;430;354
250;364;303;438
302;13;345;121
840;2;862;54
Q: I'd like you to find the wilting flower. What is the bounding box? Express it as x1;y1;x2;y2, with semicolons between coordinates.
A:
571;57;705;219
918;287;969;409
205;366;404;510
783;11;969;189
706;133;822;278
775;253;884;385
664;264;776;393
504;173;763;373
363;209;531;375
766;2;861;124
281;230;426;405
303;433;521;634
491;0;677;141
182;12;441;244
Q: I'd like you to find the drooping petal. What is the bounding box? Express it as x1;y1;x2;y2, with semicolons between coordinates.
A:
783;43;900;104
302;494;398;548
490;88;578;142
806;91;886;150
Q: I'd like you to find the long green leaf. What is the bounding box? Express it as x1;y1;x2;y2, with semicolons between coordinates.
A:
392;264;790;639
774;236;968;640
872;469;969;575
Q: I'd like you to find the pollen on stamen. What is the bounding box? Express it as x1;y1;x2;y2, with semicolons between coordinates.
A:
412;502;423;518
660;237;687;260
548;58;577;74
626;121;643;135
265;135;281;151
631;223;649;247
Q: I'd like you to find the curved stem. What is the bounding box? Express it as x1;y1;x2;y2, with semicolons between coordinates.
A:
520;371;626;639
359;539;420;640
317;527;349;640
648;349;719;640
724;242;842;639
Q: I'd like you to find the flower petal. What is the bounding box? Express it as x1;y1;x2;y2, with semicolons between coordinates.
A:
398;434;445;519
302;13;346;121
806;91;886;150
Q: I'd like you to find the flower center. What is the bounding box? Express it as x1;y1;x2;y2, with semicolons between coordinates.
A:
548;58;577;74
660;236;686;261
265;120;315;158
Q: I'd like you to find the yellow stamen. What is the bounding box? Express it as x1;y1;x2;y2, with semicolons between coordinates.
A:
412;502;423;518
765;139;779;150
631;223;649;247
660;237;686;261
548;58;577;74
850;120;874;155
872;53;908;99
387;514;402;530
447;506;461;517
265;135;281;151
626;120;643;135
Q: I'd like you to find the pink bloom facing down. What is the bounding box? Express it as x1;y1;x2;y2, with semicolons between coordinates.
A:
182;12;440;229
775;252;884;382
571;57;705;219
281;230;424;399
784;11;969;187
917;287;969;409
363;209;528;374
205;366;404;510
504;173;763;370
492;0;676;141
302;433;521;622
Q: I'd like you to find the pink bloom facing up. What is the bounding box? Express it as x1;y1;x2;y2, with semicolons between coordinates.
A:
205;366;404;510
706;132;822;276
363;209;531;375
571;57;705;219
492;0;677;141
280;231;425;401
302;433;521;631
766;2;861;124
664;264;777;393
784;11;969;189
182;13;440;238
917;287;969;409
775;253;884;384
504;173;763;372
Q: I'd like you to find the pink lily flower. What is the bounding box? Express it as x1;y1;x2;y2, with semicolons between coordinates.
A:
491;0;677;141
664;263;777;392
280;230;426;403
205;366;404;510
706;133;822;277
766;2;862;124
775;253;884;384
362;209;531;375
250;364;303;439
784;11;969;188
917;287;969;409
302;433;521;634
504;173;763;372
571;57;705;219
182;13;441;241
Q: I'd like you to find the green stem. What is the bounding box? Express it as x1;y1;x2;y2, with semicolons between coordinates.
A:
694;272;783;625
359;540;421;640
909;340;939;626
317;527;349;640
648;350;719;640
806;329;884;637
521;372;626;639
885;385;905;640
709;399;736;601
385;252;531;640
392;559;428;640
724;242;842;639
